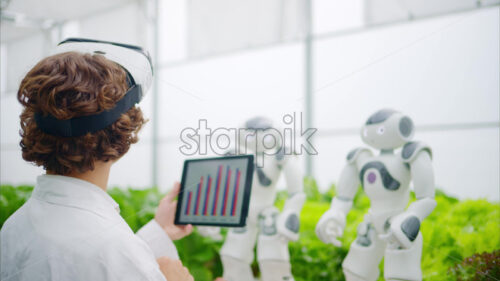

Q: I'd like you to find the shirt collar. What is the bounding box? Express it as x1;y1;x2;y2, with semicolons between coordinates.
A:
32;175;120;217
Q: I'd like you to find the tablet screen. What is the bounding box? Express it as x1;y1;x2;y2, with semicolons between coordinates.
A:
175;155;254;227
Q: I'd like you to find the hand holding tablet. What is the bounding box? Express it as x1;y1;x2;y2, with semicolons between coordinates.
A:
174;155;254;227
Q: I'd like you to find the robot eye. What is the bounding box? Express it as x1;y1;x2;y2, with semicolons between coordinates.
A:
377;126;385;135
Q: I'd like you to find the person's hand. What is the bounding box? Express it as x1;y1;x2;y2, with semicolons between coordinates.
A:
155;182;193;240
157;257;193;281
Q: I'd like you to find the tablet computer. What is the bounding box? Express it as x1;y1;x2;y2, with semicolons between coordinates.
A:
174;155;254;227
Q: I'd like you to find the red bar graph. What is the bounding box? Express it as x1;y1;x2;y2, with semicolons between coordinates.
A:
194;176;203;215
185;191;192;215
203;176;212;215
221;166;231;216
231;169;241;216
212;165;222;215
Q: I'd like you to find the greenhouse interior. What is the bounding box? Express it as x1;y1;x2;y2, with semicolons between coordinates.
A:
1;0;499;280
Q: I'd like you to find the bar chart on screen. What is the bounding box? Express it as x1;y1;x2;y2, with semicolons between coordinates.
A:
177;155;252;226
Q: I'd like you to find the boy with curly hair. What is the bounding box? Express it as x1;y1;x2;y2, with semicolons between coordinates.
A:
1;43;193;281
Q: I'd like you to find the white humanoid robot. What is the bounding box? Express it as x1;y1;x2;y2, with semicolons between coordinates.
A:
315;109;436;281
199;116;306;281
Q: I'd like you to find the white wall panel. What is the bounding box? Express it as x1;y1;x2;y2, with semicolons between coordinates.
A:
1;44;7;93
187;0;306;57
1;94;45;185
364;0;491;25
4;33;49;94
4;0;131;22
313;0;364;34
78;2;148;47
157;140;186;192
158;44;304;138
158;0;188;63
314;7;499;130
0;94;21;145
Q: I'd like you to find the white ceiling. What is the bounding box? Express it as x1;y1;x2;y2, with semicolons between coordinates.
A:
0;21;38;42
4;0;132;21
1;0;135;43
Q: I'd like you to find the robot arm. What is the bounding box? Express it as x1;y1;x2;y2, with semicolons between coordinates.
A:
406;151;436;221
384;143;436;249
316;148;372;246
406;150;436;220
276;155;306;241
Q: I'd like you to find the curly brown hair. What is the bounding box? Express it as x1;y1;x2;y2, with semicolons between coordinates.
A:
17;51;146;175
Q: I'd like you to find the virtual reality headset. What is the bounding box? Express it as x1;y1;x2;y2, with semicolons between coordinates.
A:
34;38;153;137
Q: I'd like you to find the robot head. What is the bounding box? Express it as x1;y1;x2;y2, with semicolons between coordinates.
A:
238;116;282;154
361;109;414;150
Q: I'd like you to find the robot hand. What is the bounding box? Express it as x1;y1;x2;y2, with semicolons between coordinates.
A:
315;208;346;247
379;212;420;249
276;209;301;241
197;226;223;241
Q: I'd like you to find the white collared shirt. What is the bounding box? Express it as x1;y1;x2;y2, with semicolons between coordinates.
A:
1;175;179;281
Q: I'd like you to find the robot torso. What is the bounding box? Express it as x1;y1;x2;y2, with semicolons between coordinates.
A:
247;153;285;222
357;151;411;230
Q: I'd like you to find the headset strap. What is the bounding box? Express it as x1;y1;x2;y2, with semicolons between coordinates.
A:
34;85;142;137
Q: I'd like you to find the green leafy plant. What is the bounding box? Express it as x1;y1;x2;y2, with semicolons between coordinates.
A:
1;180;499;281
0;185;34;229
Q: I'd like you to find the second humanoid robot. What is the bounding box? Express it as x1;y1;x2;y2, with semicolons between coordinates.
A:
316;109;436;281
199;116;306;281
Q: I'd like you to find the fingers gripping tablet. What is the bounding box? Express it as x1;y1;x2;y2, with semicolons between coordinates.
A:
174;155;254;227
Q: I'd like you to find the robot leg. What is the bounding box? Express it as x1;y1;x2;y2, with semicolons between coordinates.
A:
256;207;294;281
220;256;254;281
342;222;386;281
259;260;293;281
384;232;423;281
220;223;259;281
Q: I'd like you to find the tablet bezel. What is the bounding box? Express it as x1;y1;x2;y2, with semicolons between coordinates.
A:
174;154;254;227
